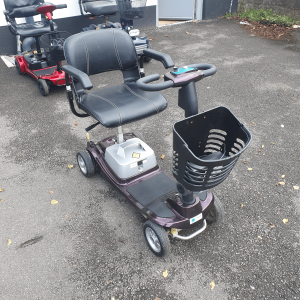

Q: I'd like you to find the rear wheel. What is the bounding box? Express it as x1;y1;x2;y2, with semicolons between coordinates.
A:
206;195;224;225
77;150;95;178
38;79;49;97
143;220;170;257
15;58;24;75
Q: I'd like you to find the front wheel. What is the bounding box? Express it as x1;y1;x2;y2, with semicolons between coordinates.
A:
38;79;49;97
206;195;224;225
143;220;170;257
77;150;95;178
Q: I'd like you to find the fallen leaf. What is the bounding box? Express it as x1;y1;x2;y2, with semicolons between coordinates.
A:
171;228;178;234
68;165;73;169
106;281;109;285
248;168;253;171
281;175;285;179
293;186;299;190
252;122;255;124
243;161;247;164
282;219;288;224
0;199;3;202
210;281;215;290
240;203;244;207
7;239;11;246
270;223;275;228
278;181;285;186
51;199;58;205
111;298;115;300
261;145;264;148
164;35;169;38
155;297;162;300
0;188;4;192
186;31;190;34
149;38;153;41
162;270;168;278
49;191;54;194
258;149;261;152
160;154;165;160
258;236;262;240
167;132;171;135
74;123;78;126
207;87;210;89
271;142;275;145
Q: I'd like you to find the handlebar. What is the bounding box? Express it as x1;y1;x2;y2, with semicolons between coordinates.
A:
137;64;217;92
186;63;217;77
22;3;67;15
55;4;67;9
136;74;174;92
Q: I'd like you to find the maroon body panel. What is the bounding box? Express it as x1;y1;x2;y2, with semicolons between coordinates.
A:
87;133;214;230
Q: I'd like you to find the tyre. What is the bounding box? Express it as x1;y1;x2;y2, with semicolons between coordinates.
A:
206;195;225;225
38;79;49;97
143;220;170;257
77;150;95;178
143;43;152;63
15;58;24;75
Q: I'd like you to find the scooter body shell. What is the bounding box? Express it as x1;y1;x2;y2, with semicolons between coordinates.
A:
16;55;66;86
87;133;214;230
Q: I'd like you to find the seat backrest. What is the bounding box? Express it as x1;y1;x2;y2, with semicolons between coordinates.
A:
4;0;44;18
64;29;139;76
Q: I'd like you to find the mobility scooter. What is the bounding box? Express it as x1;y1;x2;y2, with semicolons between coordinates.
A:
78;0;152;60
3;1;69;96
62;29;252;257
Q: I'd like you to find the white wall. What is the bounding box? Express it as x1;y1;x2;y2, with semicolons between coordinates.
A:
0;0;157;26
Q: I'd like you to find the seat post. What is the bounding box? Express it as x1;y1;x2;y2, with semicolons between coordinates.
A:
117;126;124;144
35;36;42;54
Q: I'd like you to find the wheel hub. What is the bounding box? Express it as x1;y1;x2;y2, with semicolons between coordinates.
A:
145;227;161;253
78;155;87;174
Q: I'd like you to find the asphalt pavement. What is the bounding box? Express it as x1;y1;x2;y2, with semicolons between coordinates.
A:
0;19;299;300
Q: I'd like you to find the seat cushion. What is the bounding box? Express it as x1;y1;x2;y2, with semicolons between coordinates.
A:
79;82;168;128
83;1;118;16
13;21;58;37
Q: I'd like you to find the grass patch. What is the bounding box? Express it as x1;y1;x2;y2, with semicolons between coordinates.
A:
225;8;299;27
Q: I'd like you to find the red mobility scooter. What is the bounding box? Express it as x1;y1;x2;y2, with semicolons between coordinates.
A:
3;1;68;96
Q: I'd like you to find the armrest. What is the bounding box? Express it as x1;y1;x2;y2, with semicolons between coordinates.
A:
62;65;93;90
143;49;174;69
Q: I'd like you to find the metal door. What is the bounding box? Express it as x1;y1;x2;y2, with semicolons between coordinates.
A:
158;0;196;20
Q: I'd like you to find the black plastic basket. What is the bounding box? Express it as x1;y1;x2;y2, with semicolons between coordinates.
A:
40;31;71;62
117;0;147;19
173;106;252;192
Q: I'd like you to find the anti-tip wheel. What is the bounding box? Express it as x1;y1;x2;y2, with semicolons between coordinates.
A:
206;195;225;225
143;220;170;257
15;58;24;75
77;150;95;178
38;79;49;97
